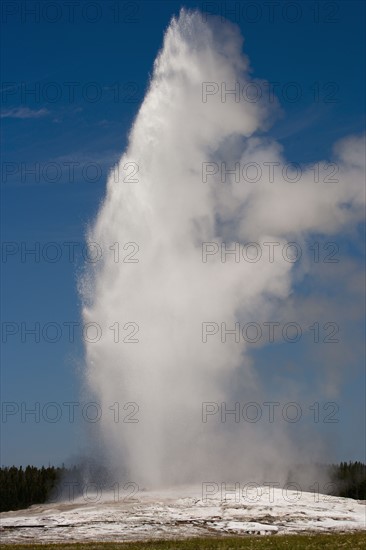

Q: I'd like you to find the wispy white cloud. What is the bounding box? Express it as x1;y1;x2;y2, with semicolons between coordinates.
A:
1;107;50;119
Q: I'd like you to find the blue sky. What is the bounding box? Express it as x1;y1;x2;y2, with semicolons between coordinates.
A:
1;0;365;467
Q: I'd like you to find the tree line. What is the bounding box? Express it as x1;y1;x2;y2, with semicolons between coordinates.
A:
0;465;64;512
329;461;366;499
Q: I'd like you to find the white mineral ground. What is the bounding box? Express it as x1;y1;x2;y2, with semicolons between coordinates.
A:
1;485;365;543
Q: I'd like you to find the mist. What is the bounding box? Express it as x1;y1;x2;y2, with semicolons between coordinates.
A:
80;9;365;488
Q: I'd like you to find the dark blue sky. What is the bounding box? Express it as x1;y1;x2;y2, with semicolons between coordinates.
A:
1;1;365;467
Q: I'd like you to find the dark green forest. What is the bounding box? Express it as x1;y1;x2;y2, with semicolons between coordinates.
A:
0;465;62;512
0;462;365;513
328;461;366;499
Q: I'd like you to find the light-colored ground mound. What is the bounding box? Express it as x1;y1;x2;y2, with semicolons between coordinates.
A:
1;486;365;544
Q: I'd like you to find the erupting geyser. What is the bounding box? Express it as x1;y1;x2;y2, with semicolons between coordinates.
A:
81;9;364;488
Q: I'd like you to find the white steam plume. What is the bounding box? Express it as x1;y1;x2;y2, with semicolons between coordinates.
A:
81;9;365;487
